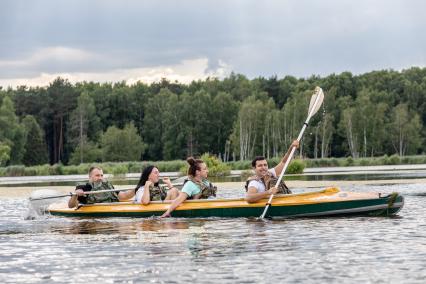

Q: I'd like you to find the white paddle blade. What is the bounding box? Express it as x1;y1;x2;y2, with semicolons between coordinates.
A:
308;86;324;118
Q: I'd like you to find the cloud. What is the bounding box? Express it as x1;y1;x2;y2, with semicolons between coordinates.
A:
1;0;425;86
0;57;232;88
0;46;95;68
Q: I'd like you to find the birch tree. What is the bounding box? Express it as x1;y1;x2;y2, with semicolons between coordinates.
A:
389;104;422;156
231;94;274;160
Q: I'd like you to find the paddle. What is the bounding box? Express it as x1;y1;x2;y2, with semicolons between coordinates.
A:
259;86;324;219
28;182;185;201
28;188;133;201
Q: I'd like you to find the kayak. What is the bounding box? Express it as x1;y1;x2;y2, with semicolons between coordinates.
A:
47;187;404;218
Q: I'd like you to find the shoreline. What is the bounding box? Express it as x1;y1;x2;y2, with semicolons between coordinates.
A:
2;163;426;185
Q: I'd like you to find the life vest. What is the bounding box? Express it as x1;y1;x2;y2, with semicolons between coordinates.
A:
245;172;292;194
184;177;217;199
76;181;119;204
148;184;168;201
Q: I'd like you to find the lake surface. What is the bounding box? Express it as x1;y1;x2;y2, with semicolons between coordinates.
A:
1;180;425;283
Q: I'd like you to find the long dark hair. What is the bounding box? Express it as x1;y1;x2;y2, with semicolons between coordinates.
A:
187;157;204;177
135;165;159;192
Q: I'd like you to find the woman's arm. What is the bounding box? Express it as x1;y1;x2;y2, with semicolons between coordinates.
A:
118;188;136;201
161;192;188;217
140;181;152;205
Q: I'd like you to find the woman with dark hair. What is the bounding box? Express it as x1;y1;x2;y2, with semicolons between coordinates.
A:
134;166;179;205
161;157;217;217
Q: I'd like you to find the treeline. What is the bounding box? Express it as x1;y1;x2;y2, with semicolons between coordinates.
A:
0;67;425;167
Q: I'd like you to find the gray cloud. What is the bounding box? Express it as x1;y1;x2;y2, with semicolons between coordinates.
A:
1;0;425;86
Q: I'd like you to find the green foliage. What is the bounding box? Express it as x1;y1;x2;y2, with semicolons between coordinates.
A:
179;154;231;177
178;91;215;157
69;141;102;165
4;67;426;166
0;96;26;164
226;160;251;170
5;165;26;176
3;154;426;177
46;78;79;164
344;157;354;166
61;164;91;175
389;104;422;156
22;115;49;166
230;94;276;160
200;153;231;177
109;163;129;176
143;88;177;160
258;157;306;174
0;143;11;166
303;154;426;167
388;154;401;165
67;91;101;164
25;164;51;176
48;164;64;175
101;123;146;162
155;160;186;172
286;159;306;174
359;158;371;166
240;169;254;179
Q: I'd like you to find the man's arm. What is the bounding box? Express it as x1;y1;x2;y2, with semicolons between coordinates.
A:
274;140;299;177
68;189;84;208
245;186;278;203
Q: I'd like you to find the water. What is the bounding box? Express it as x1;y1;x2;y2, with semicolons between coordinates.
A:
1;182;425;283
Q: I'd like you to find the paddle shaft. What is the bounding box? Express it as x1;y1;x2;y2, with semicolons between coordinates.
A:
259;126;305;218
29;188;132;201
260;91;323;218
29;182;184;201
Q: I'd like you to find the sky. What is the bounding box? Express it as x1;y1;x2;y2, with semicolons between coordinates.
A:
1;0;425;88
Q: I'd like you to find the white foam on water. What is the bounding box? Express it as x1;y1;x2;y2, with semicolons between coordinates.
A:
25;189;70;220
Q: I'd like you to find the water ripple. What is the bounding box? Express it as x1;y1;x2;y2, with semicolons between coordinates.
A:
1;183;426;283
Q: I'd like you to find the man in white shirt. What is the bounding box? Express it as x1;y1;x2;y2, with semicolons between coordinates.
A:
245;140;299;203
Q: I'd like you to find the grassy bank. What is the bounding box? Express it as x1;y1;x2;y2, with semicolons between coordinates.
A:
0;161;186;177
227;154;426;169
1;154;426;177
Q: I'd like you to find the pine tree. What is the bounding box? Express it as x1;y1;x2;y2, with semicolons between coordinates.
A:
22;115;48;166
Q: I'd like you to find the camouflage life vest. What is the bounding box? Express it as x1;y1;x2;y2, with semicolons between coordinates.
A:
148;184;168;201
245;172;292;194
184;177;217;199
76;181;119;204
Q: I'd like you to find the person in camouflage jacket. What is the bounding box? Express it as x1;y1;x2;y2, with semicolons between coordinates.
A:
68;166;136;208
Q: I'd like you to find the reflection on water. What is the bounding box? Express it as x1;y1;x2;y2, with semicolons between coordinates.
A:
52;219;192;235
1;183;426;283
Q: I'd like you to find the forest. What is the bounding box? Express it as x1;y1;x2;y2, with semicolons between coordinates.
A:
0;67;425;167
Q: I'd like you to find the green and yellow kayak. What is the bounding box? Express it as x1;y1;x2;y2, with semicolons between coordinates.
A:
48;187;404;218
